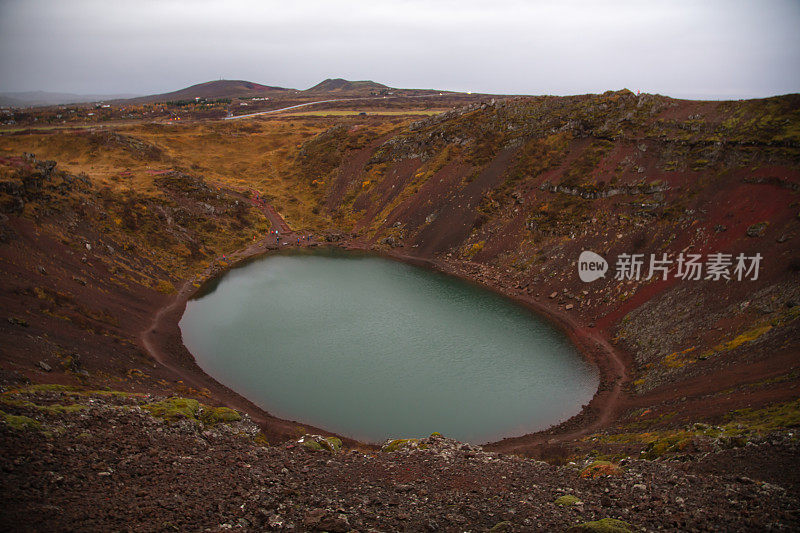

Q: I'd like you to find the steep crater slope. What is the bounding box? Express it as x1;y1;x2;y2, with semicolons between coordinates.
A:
307;91;800;453
1;92;799;531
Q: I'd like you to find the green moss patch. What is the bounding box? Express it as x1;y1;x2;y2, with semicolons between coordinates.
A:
0;395;86;415
320;436;342;452
572;518;634;532
302;439;323;451
555;494;582;506
585;399;800;462
199;406;241;425
700;324;773;359
43;403;86;414
18;383;80;393
93;390;144;399
2;411;42;431
724;399;800;433
143;397;200;421
641;433;692;459
382;438;420;452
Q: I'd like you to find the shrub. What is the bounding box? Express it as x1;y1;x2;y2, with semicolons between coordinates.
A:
579;460;623;478
155;280;176;294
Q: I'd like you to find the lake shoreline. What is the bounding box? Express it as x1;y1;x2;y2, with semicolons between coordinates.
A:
141;236;630;452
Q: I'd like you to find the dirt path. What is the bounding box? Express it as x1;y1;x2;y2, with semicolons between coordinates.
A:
446;265;631;452
225;99;363;120
136;205;346;443
139;224;630;451
138;234;274;423
380;251;632;453
487;316;629;451
261;203;293;235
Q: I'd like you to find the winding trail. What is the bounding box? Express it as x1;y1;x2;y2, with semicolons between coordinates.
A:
138;227;276;425
139;214;630;451
376;251;630;451
486;314;629;451
262;204;292;235
138;204;317;440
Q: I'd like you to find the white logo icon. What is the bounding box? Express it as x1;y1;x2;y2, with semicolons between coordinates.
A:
578;251;608;282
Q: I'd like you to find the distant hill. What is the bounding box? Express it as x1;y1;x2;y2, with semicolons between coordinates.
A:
305;79;390;94
123;80;292;104
0;90;141;107
2;78;434;109
123;78;394;104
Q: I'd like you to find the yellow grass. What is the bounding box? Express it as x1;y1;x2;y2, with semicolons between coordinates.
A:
0;113;412;231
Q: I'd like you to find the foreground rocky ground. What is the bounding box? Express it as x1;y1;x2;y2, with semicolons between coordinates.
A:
1;387;798;532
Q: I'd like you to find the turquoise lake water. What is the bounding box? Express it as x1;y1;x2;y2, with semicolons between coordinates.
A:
180;249;598;443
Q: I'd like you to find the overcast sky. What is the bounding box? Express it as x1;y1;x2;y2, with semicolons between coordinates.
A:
1;0;798;99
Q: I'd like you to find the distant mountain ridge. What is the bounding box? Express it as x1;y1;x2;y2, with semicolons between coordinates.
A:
123;80;291;104
306;78;390;93
1;78;405;108
0;90;141;107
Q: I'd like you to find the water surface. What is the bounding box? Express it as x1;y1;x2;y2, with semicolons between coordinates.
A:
180;249;597;443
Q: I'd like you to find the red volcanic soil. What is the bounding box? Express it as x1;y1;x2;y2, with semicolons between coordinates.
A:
3;92;800;533
3;92;799;461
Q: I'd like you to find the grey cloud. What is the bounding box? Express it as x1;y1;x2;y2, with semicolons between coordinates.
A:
0;0;798;99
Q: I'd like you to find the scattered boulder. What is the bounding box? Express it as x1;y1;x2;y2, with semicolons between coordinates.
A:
297;434;343;453
381;235;400;247
266;514;284;530
382;438;420;452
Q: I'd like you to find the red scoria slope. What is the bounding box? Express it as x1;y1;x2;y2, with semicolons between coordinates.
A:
315;92;800;453
1;91;799;531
